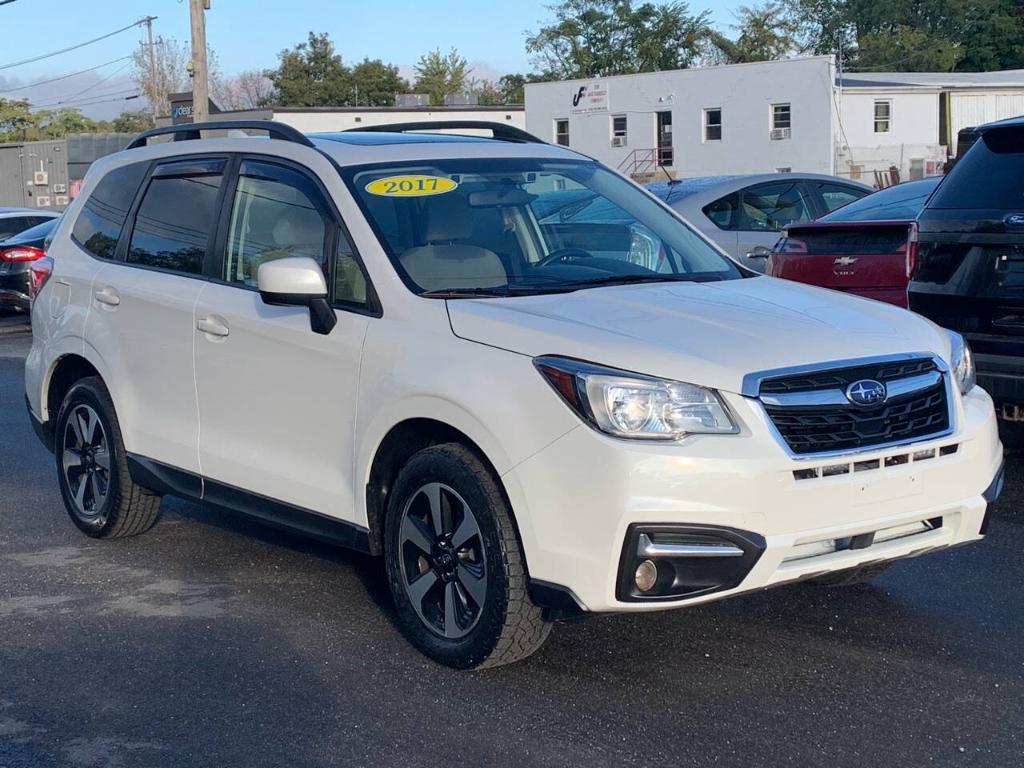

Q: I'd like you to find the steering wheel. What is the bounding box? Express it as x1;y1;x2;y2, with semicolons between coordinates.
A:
536;247;593;267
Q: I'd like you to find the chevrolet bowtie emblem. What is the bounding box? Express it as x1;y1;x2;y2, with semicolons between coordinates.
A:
833;256;858;267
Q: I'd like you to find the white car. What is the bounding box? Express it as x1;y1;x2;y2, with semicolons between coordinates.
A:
646;174;872;271
24;120;1003;669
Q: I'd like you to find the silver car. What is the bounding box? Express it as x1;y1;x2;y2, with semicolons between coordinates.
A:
647;174;872;271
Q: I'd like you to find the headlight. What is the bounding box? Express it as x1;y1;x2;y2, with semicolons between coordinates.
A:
947;330;976;394
534;356;737;440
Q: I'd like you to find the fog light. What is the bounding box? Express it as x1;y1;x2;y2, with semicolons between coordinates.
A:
634;559;658;592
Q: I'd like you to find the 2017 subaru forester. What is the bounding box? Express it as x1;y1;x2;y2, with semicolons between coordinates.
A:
24;120;1004;669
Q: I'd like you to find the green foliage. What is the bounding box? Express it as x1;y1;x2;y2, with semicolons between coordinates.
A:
525;0;711;78
349;59;410;106
782;0;1024;71
110;111;156;134
414;49;470;106
267;32;411;107
719;3;799;63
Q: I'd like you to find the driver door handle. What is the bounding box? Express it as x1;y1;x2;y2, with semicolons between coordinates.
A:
196;316;230;338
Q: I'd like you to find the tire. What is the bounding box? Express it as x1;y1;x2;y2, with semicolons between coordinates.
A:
54;376;162;539
807;561;891;587
384;443;551;669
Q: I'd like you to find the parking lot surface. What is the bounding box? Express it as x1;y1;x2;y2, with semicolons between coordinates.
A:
0;332;1021;767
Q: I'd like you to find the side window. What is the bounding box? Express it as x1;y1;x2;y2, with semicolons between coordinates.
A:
127;159;224;275
335;234;369;309
816;182;866;213
702;192;740;230
223;160;327;287
740;182;814;232
72;162;148;259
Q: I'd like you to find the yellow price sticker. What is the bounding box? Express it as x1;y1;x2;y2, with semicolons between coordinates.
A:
365;175;458;197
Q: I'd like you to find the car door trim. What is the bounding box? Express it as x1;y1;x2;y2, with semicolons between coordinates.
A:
126;453;371;553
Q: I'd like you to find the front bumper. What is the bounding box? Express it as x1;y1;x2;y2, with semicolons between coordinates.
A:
507;385;1002;614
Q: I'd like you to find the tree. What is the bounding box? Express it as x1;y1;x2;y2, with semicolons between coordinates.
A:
0;98;37;141
525;0;711;79
110;110;155;133
349;59;409;106
267;32;350;107
414;48;470;106
712;3;798;63
131;36;190;115
217;70;274;110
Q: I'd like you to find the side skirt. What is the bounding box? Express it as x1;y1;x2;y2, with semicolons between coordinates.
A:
127;454;371;554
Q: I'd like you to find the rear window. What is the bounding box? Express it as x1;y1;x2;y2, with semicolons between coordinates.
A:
821;177;940;222
72;162;148;259
928;126;1024;210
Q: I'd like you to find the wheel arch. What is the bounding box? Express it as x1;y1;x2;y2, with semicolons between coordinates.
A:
362;416;518;559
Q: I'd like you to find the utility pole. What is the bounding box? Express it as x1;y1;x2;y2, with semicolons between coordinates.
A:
141;16;158;117
189;0;210;123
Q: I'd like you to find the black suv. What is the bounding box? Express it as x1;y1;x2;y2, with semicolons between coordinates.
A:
910;116;1024;433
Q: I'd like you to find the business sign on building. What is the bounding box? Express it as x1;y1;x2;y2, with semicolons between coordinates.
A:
570;82;609;115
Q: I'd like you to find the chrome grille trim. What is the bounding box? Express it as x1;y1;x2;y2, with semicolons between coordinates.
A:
761;370;942;408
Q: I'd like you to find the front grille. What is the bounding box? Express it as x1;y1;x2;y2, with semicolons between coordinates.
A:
759;358;950;455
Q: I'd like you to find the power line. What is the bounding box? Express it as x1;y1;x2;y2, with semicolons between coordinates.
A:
30;88;139;110
0;56;131;95
0;19;147;72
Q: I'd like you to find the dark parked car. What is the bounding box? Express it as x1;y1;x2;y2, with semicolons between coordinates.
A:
769;177;941;308
0;217;59;312
909;115;1024;429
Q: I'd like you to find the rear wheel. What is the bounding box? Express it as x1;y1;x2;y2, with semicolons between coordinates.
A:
55;377;161;538
384;443;550;669
807;561;891;587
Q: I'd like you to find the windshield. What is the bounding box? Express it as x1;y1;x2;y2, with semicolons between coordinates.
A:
343;158;741;297
820;178;940;223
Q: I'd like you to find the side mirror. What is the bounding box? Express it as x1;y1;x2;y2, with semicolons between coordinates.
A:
257;257;337;335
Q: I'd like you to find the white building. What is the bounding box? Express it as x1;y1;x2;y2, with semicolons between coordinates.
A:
524;57;1024;184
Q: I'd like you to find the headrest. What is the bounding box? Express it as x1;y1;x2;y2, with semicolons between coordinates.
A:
423;195;473;243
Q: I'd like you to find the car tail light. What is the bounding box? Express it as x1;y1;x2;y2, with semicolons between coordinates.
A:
905;222;919;279
28;256;54;300
0;245;45;262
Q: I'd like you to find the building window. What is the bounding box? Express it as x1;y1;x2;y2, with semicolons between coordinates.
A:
554;118;569;146
610;114;627;146
704;108;722;141
772;103;791;130
776;167;792;173
874;100;892;133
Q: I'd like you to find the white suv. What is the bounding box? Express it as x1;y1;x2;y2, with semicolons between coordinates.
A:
24;120;1004;669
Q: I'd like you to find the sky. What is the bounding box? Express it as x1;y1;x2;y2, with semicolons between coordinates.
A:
0;0;745;119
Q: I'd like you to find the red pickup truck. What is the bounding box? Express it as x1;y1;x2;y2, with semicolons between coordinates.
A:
767;177;941;308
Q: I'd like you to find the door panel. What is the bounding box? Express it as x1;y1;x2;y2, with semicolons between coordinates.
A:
84;263;206;471
193;285;368;517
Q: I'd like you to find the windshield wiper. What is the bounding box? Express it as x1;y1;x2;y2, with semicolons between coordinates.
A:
555;274;695;290
419;285;574;298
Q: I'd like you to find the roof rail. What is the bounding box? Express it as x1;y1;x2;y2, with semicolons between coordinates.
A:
125;120;315;150
345;120;545;144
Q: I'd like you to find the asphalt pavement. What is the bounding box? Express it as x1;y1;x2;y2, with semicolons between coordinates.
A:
1;331;1021;767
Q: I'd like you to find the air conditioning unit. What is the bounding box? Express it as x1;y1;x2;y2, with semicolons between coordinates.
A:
35;196;51;208
54;195;69;207
33;170;48;186
53;183;67;194
611;136;626;147
770;127;791;141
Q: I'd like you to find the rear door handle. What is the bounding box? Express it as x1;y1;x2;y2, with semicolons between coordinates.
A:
196;315;230;338
94;286;120;307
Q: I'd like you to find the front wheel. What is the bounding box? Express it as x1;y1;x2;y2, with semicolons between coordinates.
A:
384;443;550;669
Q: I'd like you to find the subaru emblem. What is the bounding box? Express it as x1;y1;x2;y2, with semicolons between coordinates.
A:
846;379;887;406
1004;213;1024;229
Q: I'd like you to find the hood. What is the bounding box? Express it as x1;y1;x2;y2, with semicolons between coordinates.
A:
446;276;950;395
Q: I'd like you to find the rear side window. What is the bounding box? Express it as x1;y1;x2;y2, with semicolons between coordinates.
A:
929;127;1024;210
0;217;29;240
72;163;148;259
127;159;224;275
741;182;814;231
815;182;867;213
702;192;740;230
